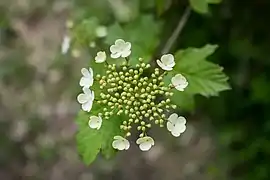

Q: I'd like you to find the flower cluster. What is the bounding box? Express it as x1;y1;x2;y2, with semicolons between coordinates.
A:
77;39;188;151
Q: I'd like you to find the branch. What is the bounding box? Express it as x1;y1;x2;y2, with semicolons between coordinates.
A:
161;7;191;54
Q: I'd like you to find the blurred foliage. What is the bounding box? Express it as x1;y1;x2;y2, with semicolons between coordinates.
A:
1;0;270;180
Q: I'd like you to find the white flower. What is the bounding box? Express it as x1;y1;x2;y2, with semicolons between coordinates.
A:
61;35;71;54
79;68;94;88
136;136;155;151
88;116;102;130
156;54;175;71
95;26;107;38
95;51;106;63
167;113;186;137
110;39;131;58
171;74;188;91
77;87;94;112
112;136;130;150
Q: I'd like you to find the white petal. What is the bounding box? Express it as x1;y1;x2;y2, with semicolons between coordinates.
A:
123;42;131;51
178;124;186;133
136;137;145;144
156;60;173;71
177;116;187;125
77;93;88;104
88;68;93;77
168;113;178;123
121;50;131;58
115;39;125;46
95;51;106;63
110;44;118;54
166;121;174;132
82;101;93;112
114;135;124;140
139;142;152;151
79;77;93;88
112;140;125;150
82;88;92;97
81;68;90;77
124;140;130;150
172;74;188;91
136;137;154;151
171;129;181;137
161;54;174;66
111;52;121;59
88;116;102;130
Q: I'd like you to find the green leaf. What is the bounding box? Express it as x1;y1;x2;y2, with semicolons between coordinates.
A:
175;44;230;97
76;111;102;165
207;0;222;4
189;0;209;14
75;108;125;164
175;44;218;67
189;0;222;14
155;0;172;15
172;91;195;112
100;114;126;159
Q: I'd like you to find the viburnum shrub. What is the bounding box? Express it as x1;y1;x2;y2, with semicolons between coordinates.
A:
77;39;188;152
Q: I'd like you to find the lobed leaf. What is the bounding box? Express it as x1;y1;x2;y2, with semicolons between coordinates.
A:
174;44;230;97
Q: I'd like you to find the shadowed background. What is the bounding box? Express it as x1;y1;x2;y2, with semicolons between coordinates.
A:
1;0;270;180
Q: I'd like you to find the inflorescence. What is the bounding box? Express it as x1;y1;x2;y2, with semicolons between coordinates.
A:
77;39;188;151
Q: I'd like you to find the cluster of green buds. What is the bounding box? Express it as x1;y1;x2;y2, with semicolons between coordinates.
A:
77;39;188;151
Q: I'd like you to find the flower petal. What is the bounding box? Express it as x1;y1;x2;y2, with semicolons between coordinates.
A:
82;101;93;112
123;42;131;51
112;140;125;150
88;116;102;130
115;39;125;46
77;93;88;104
136;137;145;144
95;51;106;63
166;121;174;132
156;60;173;71
114;135;124;140
82;88;93;97
79;77;93;88
168;113;178;122
111;52;121;59
124;140;130;150
81;68;90;77
121;50;131;58
177;116;187;125
110;44;118;53
161;54;174;66
139;142;152;151
171;129;181;137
